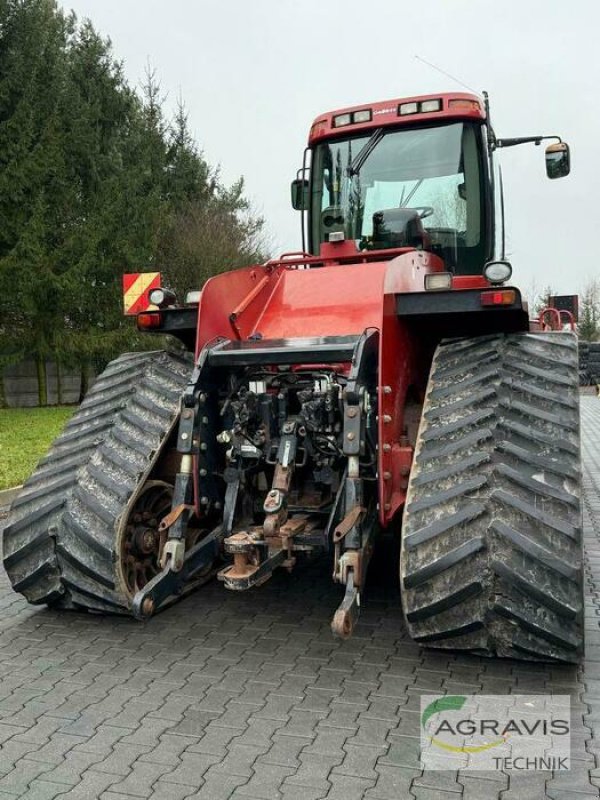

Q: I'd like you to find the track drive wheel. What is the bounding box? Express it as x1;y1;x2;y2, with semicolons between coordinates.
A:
400;332;583;663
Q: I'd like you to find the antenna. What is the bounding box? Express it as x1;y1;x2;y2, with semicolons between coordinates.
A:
414;55;479;95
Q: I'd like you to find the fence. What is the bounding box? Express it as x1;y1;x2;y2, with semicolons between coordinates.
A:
1;359;94;407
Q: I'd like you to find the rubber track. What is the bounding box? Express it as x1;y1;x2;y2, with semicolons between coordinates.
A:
400;332;584;662
2;351;189;611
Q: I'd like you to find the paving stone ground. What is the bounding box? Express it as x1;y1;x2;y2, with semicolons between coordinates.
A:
0;396;599;799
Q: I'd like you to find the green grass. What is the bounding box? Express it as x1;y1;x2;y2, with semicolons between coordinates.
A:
0;406;75;490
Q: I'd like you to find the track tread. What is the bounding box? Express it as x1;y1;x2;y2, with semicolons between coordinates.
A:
2;350;189;611
400;332;583;663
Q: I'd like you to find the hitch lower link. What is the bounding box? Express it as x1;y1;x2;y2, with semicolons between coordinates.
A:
131;522;223;620
330;506;373;640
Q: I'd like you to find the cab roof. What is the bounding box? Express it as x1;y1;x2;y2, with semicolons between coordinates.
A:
308;92;486;145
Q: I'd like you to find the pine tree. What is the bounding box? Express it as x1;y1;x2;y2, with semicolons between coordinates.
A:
579;280;600;342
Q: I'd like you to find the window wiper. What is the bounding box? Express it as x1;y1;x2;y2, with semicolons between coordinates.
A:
347;128;384;177
399;179;423;207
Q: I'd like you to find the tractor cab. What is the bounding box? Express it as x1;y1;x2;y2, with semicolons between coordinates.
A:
292;92;570;276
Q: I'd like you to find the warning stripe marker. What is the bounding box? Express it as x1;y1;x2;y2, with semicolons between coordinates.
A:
123;272;161;315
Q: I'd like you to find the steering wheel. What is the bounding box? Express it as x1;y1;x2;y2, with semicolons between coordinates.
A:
411;206;434;219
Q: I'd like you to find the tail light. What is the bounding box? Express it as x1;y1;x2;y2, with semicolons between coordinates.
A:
481;290;516;307
137;312;162;329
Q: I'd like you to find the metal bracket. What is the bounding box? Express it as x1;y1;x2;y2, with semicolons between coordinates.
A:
343;403;362;456
132;524;224;620
160;538;185;571
158;504;193;535
333;505;365;544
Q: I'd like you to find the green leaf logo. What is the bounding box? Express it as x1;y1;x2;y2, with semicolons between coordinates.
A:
421;695;467;730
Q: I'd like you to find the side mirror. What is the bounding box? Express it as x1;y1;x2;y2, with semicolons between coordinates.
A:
291;178;309;210
545;142;570;179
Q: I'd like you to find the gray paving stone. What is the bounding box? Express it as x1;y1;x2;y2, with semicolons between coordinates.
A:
255;733;307;769
326;773;376;799
252;694;297;722
303;725;350;759
147;782;200;800
1;701;54;728
107;761;177;797
411;770;462;794
91;742;152;776
138;733;199;766
11;715;64;745
292;688;337;713
70;724;129;756
461;774;508;799
411;789;463;800
219;742;269;778
364;697;406;722
279;785;325;800
319;703;360;731
235;763;297;800
184;767;250;799
284;749;343;791
185;722;242;757
26;733;88;766
47;770;119;799
35;749;106;785
345;715;399;748
210;701;257;730
0;738;43;775
118;716;177;747
168;708;222;737
232;717;287;750
332;742;387;780
378;733;421;769
546;761;600;798
19;779;69;800
0;722;27;745
0;759;54;795
192;687;242;713
160;751;221;786
277;709;326;739
147;693;198;723
365;764;422;799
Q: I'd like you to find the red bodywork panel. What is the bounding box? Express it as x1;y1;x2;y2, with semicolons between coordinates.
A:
195;245;447;528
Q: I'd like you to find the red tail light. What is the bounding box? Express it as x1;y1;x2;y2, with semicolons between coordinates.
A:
481;290;516;307
137;312;162;329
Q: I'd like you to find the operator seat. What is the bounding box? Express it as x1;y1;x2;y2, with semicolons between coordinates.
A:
371;208;431;251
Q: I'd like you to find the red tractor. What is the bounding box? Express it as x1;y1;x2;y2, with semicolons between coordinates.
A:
4;91;582;662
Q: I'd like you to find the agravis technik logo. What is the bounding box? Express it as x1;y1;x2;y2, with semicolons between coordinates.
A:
420;695;571;771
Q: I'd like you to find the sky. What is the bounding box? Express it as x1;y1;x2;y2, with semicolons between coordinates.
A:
60;0;599;300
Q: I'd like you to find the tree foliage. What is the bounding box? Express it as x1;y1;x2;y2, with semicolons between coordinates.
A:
531;284;556;317
579;280;600;342
0;0;266;402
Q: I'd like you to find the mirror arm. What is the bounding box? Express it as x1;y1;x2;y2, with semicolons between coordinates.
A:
495;134;562;149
